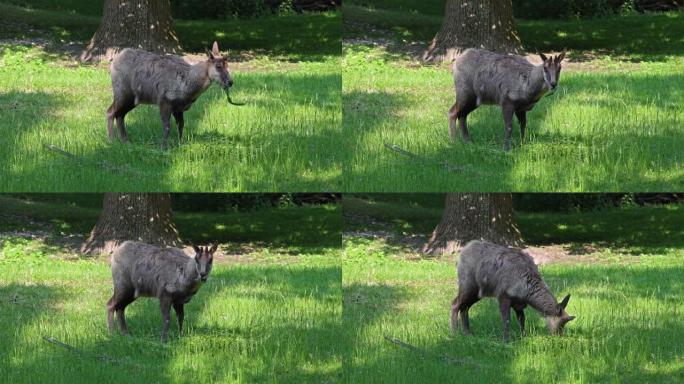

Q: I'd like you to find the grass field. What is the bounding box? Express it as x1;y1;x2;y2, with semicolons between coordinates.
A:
342;196;684;383
342;3;684;192
0;196;342;383
0;3;341;192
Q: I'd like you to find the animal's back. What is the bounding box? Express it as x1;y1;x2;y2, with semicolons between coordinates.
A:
110;49;190;104
453;49;534;105
111;241;191;297
458;240;539;299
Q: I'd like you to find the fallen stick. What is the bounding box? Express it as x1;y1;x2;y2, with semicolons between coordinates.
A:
383;335;483;367
383;143;482;175
43;144;143;177
42;336;140;367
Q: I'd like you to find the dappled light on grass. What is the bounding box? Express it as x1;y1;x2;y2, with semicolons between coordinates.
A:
343;234;684;383
0;48;341;191
343;44;684;191
0;239;342;383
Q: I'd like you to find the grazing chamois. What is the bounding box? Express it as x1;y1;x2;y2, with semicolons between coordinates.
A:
452;240;575;342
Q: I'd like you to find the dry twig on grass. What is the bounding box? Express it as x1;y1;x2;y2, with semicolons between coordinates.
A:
383;335;483;367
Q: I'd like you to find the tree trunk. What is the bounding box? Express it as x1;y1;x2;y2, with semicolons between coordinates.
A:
422;193;523;255
81;193;181;255
81;0;182;62
424;0;522;62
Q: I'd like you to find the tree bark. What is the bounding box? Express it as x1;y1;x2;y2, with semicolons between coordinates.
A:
424;0;522;62
81;0;182;62
81;193;181;255
422;193;523;255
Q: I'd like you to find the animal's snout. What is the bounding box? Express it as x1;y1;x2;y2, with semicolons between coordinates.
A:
549;81;558;89
226;79;234;88
200;274;208;282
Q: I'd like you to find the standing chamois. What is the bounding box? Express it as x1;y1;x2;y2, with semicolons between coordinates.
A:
107;41;234;148
449;49;566;151
108;241;216;342
452;240;575;342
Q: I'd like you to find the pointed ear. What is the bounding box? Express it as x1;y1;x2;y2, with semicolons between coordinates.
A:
539;53;548;62
206;49;214;60
559;294;571;309
209;243;218;254
557;51;566;63
566;315;576;322
212;41;220;56
192;244;201;254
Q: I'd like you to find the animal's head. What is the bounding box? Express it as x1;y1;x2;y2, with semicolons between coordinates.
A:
192;244;217;282
544;294;575;335
539;51;566;91
206;41;233;88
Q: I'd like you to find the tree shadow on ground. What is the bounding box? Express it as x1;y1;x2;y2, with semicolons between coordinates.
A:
344;260;684;382
342;68;684;191
1;71;342;191
1;262;342;383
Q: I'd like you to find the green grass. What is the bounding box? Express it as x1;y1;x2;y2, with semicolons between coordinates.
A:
342;5;684;192
342;241;684;383
0;45;341;192
0;237;342;384
342;45;684;191
0;195;342;383
342;194;684;382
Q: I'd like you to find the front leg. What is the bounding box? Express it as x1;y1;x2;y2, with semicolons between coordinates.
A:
515;110;527;141
159;102;173;150
173;300;185;336
173;109;185;143
501;102;515;151
160;296;172;343
498;296;512;343
514;308;525;335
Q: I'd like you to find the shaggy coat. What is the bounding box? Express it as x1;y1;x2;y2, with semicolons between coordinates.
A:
449;49;565;151
107;41;233;148
108;241;216;342
452;240;574;342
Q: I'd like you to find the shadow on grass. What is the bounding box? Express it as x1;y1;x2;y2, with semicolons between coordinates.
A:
343;68;684;191
0;4;341;62
1;71;342;191
519;205;684;255
1;262;341;383
345;5;684;62
343;260;684;382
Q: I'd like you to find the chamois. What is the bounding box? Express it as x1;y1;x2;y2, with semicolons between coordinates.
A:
451;240;575;342
449;49;566;151
108;241;216;342
107;41;233;148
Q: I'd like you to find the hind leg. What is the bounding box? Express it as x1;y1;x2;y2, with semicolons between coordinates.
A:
106;294;117;332
452;286;479;335
456;99;477;143
115;290;136;335
448;103;459;142
107;96;135;143
106;104;116;142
